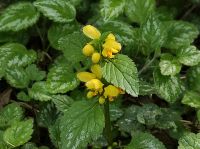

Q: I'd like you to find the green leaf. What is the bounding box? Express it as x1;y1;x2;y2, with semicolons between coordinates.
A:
197;110;200;122
0;103;24;128
21;142;38;149
100;0;126;21
102;54;139;97
117;106;144;133
58;32;87;63
34;0;76;23
125;0;156;24
28;81;52;101
178;132;200;149
46;65;79;94
0;130;9;149
5;67;30;88
0;43;37;78
3;119;33;148
60;100;104;149
187;64;200;91
48;119;61;148
139;80;155;95
126;132;166;149
137;104;162;126
25;64;46;81
99;20;135;46
182;91;200;109
153;69;184;103
52;95;74;112
48;23;79;50
139;14;166;55
37;103;59;127
176;46;200;66
163;21;199;49
110;104;123;121
0;2;39;32
159;53;182;76
17;91;31;102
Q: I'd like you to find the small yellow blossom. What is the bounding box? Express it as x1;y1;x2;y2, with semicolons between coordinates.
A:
104;85;120;100
85;79;104;91
102;48;117;58
83;25;101;39
91;64;102;79
82;44;94;56
99;96;105;104
87;91;96;98
106;33;115;41
77;72;96;82
103;40;121;51
92;52;101;63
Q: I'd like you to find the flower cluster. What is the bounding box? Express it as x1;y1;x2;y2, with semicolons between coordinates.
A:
77;25;124;104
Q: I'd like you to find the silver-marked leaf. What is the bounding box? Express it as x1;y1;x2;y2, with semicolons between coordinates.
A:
125;0;156;24
102;54;139;97
178;132;200;149
3;119;33;148
154;69;184;103
100;0;125;21
25;64;46;81
159;53;182;76
163;21;199;49
34;0;76;23
46;65;79;94
5;67;30;88
187;64;200;91
60;101;104;149
182;91;200;109
0;2;39;32
176;46;200;66
0;43;37;78
28;81;52;101
126;132;166;149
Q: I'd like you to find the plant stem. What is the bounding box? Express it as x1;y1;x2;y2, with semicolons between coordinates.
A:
104;100;113;146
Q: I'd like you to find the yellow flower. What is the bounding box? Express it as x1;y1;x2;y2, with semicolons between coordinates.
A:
91;64;102;79
92;52;101;63
106;33;115;41
103;39;121;51
85;79;104;91
83;25;101;39
104;85;120;100
87;91;96;98
82;44;94;56
99;96;105;104
102;48;118;58
77;72;96;82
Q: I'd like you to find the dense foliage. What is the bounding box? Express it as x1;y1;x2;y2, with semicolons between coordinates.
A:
0;0;200;149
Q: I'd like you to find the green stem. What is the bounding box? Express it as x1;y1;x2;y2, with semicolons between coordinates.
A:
104;100;113;146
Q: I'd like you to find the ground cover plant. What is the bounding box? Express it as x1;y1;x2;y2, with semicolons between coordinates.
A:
0;0;200;148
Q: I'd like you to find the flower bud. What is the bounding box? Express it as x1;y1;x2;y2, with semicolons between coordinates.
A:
104;85;120;98
77;72;96;82
85;79;104;90
91;64;102;79
83;25;101;39
99;96;105;104
82;44;94;56
87;91;95;98
106;33;115;41
92;52;101;63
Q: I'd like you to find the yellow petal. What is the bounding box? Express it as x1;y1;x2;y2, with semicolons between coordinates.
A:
91;64;102;79
82;44;94;56
87;91;96;98
92;52;101;63
99;96;105;104
102;48;114;58
83;25;101;39
103;40;121;51
106;33;116;41
77;72;96;82
104;85;120;98
85;79;104;90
